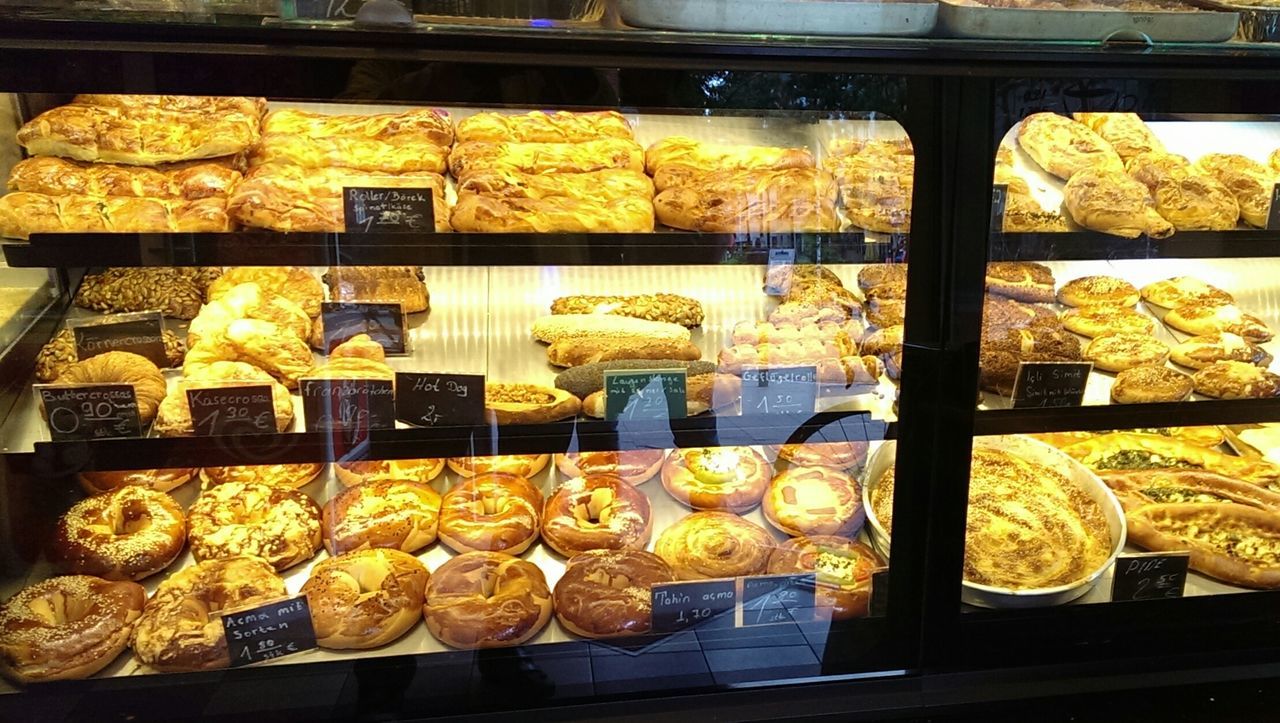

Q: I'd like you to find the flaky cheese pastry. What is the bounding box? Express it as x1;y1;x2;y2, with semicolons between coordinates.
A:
228;163;450;232
323;266;430;314
1072;112;1165;162
187;281;312;348
1125;152;1239;231
253;135;448;175
449;139;644;178
654;167;839;233
1194;153;1278;228
1061;432;1280;487
456;110;632;143
450;193;654;233
646;136;814;190
1064;167;1174;239
208;267;324;318
7;156;241;200
456;168;653;202
74;94;266;119
0;192;231;239
262;107;452;146
1017;112;1123;181
154;360;294;437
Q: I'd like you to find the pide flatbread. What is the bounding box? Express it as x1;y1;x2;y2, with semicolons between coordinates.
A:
1139;277;1234;309
1061;432;1280;487
1170;332;1273;370
1102;469;1280;513
1061;305;1155;338
1164;304;1273;343
1057;275;1139;308
1127;503;1280;589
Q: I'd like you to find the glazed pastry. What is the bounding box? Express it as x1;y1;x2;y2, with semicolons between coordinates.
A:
7;156;242;199
456;110;634;143
334;458;445;487
762;466;865;537
985;261;1055;304
1110;366;1193;404
73;267;220;320
1103;469;1280;514
53;351;166;425
1126;152;1240;231
437;473;543;554
323;479;442;555
302;549;429;650
771;441;869;473
554;450;667;486
654;511;775;580
450;138;644;178
72;94;265;117
254;108;451;174
1064;167;1175;239
187;281;311;347
78;467;196;496
1060;306;1154;338
1192;361;1280;399
1017;112;1123;180
1171;333;1273;370
551;293;704;328
547;336;701;368
767;536;884;620
184;318;315;389
531;314;691;345
1057;276;1138;308
450;193;655;233
261;107;451;147
422;552;552;649
200;463;325;490
0;192;228;239
1140;277;1234;309
50;487;185;581
645;136;814;190
1083;333;1170;373
207;267;324;318
485;383;581;425
579;372;740;418
661;446;772;512
186;481;323;571
229;164;451;232
1072;112;1164;162
1194;153;1278;228
323;266;430;314
654;167;840;233
456;167;652;202
541;475;653;556
553;550;674;638
446;454;549;479
1164;304;1273;343
35;328;184;383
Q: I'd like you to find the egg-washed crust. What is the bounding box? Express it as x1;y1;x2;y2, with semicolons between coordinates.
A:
1127;502;1280;589
1061;432;1280;487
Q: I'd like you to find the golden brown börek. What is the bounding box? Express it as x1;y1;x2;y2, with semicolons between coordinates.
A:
541;475;653;557
302;548;429;650
50;486;186;581
322;479;442;555
438;473;543;555
553;550;675;639
422;551;552;649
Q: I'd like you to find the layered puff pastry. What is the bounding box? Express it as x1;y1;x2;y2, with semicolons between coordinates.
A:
456;168;653;202
1194;153;1278;228
1017;112;1123;181
1125;152;1240;231
1072;112;1165;162
0;193;231;239
184;318;314;389
251;108;452;175
7;156;242;200
654;167;840;233
449;138;644;178
323;266;430;314
456;110;633;143
1063;167;1174;239
450;193;654;233
261;108;453;148
228;163;451;233
187;281;312;348
645;136;815;191
824;145;915;234
208;267;325;318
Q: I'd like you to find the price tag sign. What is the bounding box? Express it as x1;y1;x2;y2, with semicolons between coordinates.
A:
650;579;737;634
1268;184;1280;231
320;302;407;355
343;187;435;233
36;383;142;441
868;568;891;618
763;248;798;295
1111;551;1190;602
990;183;1009;234
604;369;687;422
187;385;277;436
301;378;396;439
223;596;317;668
394;372;485;427
68;311;168;368
741;366;817;416
1011;361;1092;409
740;574;816;627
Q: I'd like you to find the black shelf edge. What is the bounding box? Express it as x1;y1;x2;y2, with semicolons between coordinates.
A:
989;230;1280;262
974;398;1280;437
0;230;905;268
26;410;894;471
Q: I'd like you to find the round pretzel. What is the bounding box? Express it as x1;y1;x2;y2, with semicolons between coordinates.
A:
302;548;429;650
51;486;186;581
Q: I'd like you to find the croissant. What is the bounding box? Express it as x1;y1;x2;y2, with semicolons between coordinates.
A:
184;318;314;389
1126;152;1239;231
207;267;324;318
54;351;167;424
1194;153;1277;228
1018;113;1123;181
153;360;294;436
187;282;312;348
1064;167;1174;239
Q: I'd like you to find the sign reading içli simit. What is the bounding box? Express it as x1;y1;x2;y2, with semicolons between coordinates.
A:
320;302;407;355
36;383;142;440
1111;551;1190;602
394;372;485;427
69;311;168;368
604;369;687;422
343;186;435;233
740;574;817;627
741;366;817;416
187;385;277;436
223;596;317;667
650;579;736;633
1011;361;1092;409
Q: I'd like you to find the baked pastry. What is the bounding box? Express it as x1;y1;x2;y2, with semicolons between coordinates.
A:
334;458;444;487
554;450;666;486
980;326;1083;395
785;277;861;316
1034;427;1225;451
1102;469;1280;514
74;267;220;320
1140;276;1234;309
456;167;652;203
645;137;814;190
547;336;701;368
186;481;322;571
130;557;285;671
437;473;543;555
253;108;451;174
422;551;552;649
261;106;450;146
485;383;581;425
7;156;242;199
78;467;196;496
857;264;907;293
446;454;549;479
1064;167;1175;239
766;535;884;620
50;486;185;581
450;138;644;178
456;110;633;143
184;318;315;389
1002;192;1072;233
71;94;265;117
551;294;704;328
322;266;429;314
1062;432;1280;485
1060;306;1154;338
1195;153;1278;228
1125;152;1240;231
229;164;451;233
323;479;442;555
1165;304;1273;343
1083;333;1170;372
825;150;914;233
1273;148;1280;174
207;267;324;318
579;372;741;418
154;361;293;437
732;320;859;349
1127;504;1280;589
200;463;325;490
553;550;675;638
541;475;653;556
765;264;845;296
718;343;881;387
654;511;775;580
1017;112;1123;180
763;466;864;537
187;281;311;348
654;167;840;233
771;441;869;473
1110;366;1193;404
36;328;184;383
531;314;691;345
450;193;655;233
301;548;429;650
0;576;145;684
985;261;1055;303
0;191;232;238
53;351;166;425
1072;113;1164;162
1171;333;1273;370
661;446;772;513
1192;361;1280;399
1057;276;1138;308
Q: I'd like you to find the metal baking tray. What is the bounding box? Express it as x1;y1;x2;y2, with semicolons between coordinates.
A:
937;0;1239;42
863;435;1126;608
1191;0;1280;42
615;0;938;38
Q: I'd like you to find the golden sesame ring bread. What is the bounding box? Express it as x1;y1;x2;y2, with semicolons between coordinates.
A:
554;450;667;486
771;442;870;473
553;550;675;638
322;479;442;556
50;486;185;582
130;557;285;672
1127;503;1280;589
446;454;549;479
1083;332;1170;373
78;467;197;496
1139;277;1234;309
52;351;166;425
301;548;429;650
1101;469;1280;515
1057;275;1139;308
541;474;653;557
199;463;325;490
0;575;145;685
456;110;634;143
766;535;883;621
484;383;581;426
763;466;865;538
1192;361;1280;400
654;511;775;581
1061;432;1280;485
207;267;324;318
437;472;543;555
985;261;1056;304
36;328;185;383
1171;333;1274;371
1060;305;1155;338
334;458;445;487
1164;304;1274;344
422;551;552;649
551;294;705;328
661;446;773;513
1110;366;1193;404
186;481;322;572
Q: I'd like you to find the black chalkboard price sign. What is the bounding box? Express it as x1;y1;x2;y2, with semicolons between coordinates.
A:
320;302;407;355
223;596;317;668
1268;184;1280;231
604;369;687;422
69;311;168;368
740;574;816;627
869;568;891;618
650;579;736;634
741;366;817;416
343;187;435;233
394;372;485;427
187;385;277;436
36;383;142;441
1011;361;1093;409
1110;551;1190;602
301;378;396;441
990;183;1009;232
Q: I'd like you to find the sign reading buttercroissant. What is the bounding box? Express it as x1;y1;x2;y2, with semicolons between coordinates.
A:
35;383;142;441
